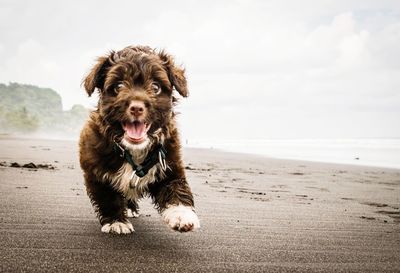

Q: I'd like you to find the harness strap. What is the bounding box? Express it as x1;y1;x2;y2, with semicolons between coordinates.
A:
113;141;167;179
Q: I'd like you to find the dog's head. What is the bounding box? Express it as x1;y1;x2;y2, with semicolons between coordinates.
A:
83;46;188;148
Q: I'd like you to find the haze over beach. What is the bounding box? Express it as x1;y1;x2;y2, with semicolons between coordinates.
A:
0;1;400;272
1;0;400;168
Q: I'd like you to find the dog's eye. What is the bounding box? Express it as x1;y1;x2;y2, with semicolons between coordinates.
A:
151;83;161;95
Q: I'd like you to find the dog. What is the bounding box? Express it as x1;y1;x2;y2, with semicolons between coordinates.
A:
79;45;200;234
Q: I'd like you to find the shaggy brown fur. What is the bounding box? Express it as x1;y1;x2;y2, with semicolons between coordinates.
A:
79;45;197;233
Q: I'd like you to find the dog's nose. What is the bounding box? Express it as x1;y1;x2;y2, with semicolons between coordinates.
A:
129;101;145;117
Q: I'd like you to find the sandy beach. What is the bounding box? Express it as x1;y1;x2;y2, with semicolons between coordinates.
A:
0;136;399;273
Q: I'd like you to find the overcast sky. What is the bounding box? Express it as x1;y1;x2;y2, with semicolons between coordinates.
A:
1;0;399;139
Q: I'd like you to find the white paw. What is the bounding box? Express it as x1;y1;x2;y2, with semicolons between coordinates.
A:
126;208;140;218
101;221;134;234
162;205;200;232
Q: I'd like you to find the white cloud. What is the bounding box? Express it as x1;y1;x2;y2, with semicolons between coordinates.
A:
179;11;400;139
0;0;399;138
0;39;60;87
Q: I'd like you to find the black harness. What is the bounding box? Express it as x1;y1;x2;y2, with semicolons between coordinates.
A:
113;140;167;187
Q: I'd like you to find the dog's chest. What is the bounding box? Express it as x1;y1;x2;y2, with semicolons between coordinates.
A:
103;140;167;200
111;162;162;200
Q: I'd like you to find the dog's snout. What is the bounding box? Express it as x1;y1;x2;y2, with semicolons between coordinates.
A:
129;101;145;117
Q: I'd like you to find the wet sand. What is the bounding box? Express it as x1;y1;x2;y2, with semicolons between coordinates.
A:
0;136;399;272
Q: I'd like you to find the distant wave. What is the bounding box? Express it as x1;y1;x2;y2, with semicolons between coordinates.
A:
185;138;400;169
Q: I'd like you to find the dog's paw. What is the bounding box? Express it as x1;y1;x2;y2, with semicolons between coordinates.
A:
162;205;200;232
101;221;134;234
126;208;140;218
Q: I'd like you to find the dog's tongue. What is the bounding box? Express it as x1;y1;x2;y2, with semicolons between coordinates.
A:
123;121;146;140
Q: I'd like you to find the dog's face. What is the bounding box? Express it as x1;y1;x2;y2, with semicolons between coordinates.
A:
83;46;188;146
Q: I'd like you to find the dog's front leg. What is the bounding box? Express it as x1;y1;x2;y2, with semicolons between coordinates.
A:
149;178;200;232
85;179;134;234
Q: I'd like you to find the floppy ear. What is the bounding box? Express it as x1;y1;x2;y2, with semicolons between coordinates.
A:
158;51;188;97
82;54;113;97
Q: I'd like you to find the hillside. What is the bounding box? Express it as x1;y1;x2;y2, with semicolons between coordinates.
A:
0;83;89;137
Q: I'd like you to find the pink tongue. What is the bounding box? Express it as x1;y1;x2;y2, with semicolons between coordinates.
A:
124;122;146;139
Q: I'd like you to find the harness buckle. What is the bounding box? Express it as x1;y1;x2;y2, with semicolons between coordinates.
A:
130;170;140;188
159;151;167;171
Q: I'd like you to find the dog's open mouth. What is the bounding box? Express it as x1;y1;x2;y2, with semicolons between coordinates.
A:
122;121;151;144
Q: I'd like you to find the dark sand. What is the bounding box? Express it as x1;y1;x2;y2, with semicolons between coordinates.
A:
0;136;399;272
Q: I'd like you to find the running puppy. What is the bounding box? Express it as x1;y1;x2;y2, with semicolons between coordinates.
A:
79;45;200;234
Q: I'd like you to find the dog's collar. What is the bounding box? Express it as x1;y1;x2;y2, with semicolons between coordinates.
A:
113;140;167;182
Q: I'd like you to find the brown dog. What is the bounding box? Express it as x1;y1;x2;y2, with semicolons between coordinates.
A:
79;45;200;234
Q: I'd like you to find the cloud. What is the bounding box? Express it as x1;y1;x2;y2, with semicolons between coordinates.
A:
0;39;60;87
178;11;400;139
0;1;399;138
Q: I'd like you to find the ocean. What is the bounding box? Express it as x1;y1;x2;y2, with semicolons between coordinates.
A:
184;138;400;169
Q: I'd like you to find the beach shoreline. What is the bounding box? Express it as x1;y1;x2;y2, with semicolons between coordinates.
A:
185;137;400;170
3;134;400;170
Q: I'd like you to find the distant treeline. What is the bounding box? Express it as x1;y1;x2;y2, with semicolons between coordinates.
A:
0;82;89;136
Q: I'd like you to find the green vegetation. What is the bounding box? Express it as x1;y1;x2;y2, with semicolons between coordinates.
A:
0;82;89;136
